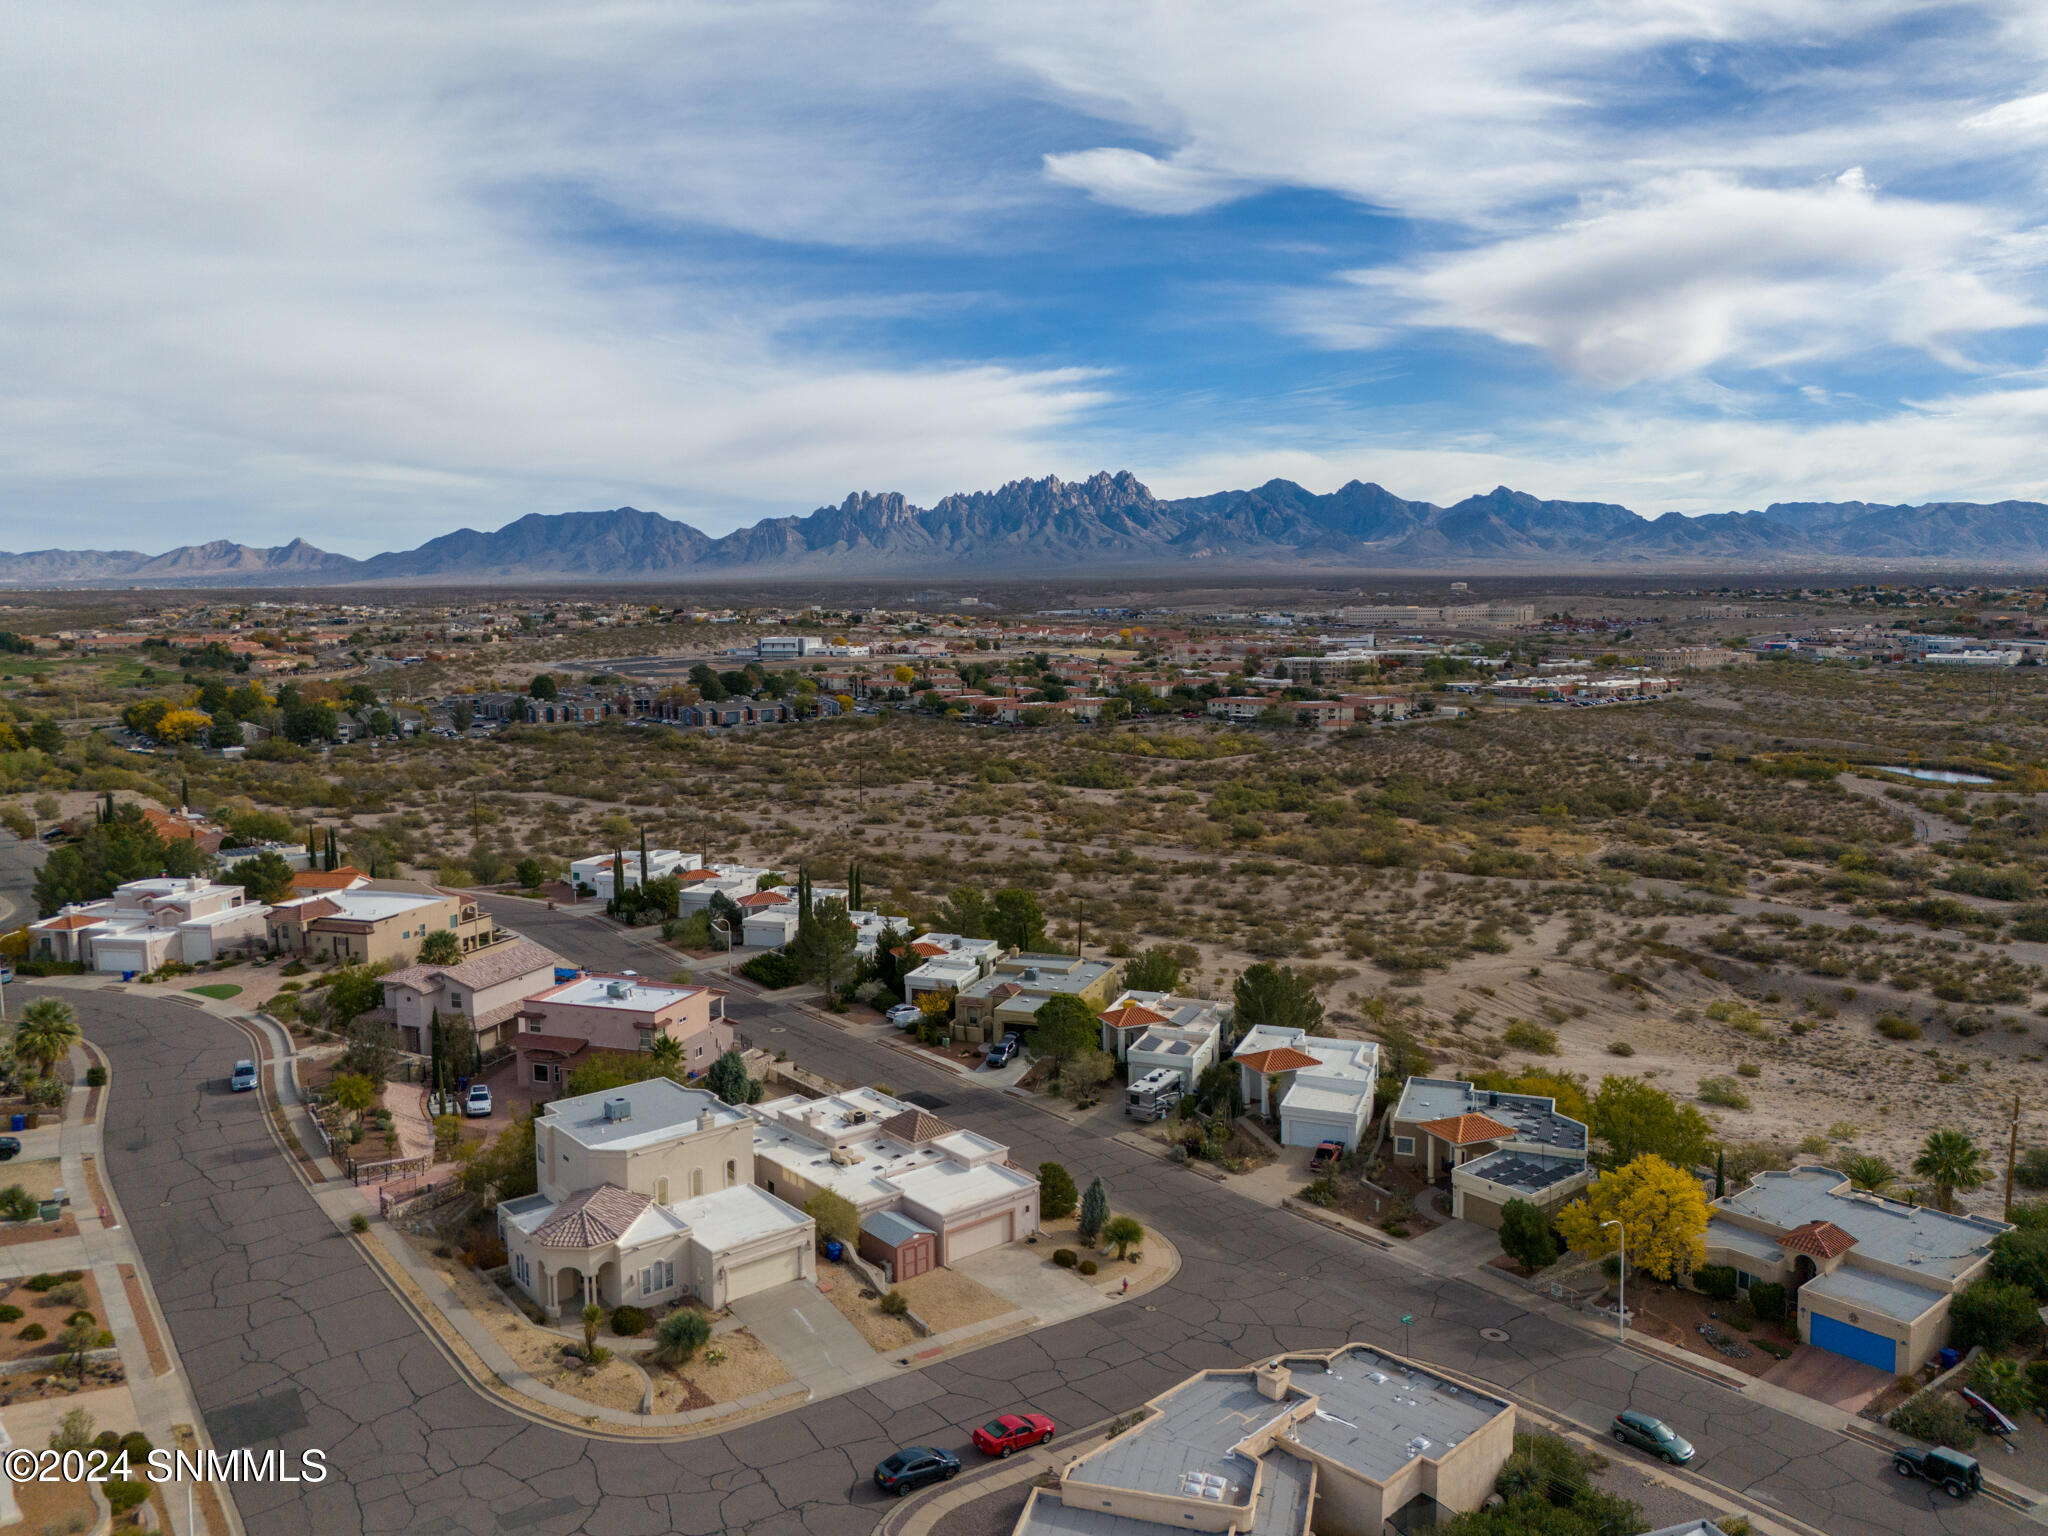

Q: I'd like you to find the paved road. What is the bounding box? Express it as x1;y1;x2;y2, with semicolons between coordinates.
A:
0;828;41;931
36;900;2015;1536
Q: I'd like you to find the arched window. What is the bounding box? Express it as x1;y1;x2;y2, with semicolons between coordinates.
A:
655;1177;669;1205
725;1159;736;1188
690;1169;704;1199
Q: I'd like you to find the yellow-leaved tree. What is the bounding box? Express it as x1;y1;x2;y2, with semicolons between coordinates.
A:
1555;1154;1708;1281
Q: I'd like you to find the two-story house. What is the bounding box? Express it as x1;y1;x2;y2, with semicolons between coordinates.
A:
901;933;1005;1007
511;972;733;1091
264;880;498;965
31;876;269;973
1233;1026;1380;1152
1386;1077;1592;1229
378;939;561;1055
497;1078;814;1317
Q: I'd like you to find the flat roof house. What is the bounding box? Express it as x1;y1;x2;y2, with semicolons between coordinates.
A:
1704;1165;2009;1375
1098;992;1229;1091
674;864;767;914
749;1086;1039;1265
954;953;1121;1043
265;880;499;966
499;1078;813;1317
1387;1078;1592;1230
512;973;733;1092
568;849;702;902
1013;1344;1514;1536
902;933;1004;1003
379;938;560;1055
1233;1026;1379;1152
31;876;268;973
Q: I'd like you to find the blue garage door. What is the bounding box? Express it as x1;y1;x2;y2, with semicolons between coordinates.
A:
1810;1312;1896;1372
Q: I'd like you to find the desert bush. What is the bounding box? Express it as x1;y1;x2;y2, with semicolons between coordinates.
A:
1606;1041;1635;1057
1079;1259;1098;1275
1747;1281;1786;1323
879;1290;909;1317
609;1306;647;1337
1053;1249;1078;1268
1697;1076;1750;1110
1890;1390;1976;1450
1693;1264;1738;1301
1876;1014;1921;1040
1501;1020;1558;1055
18;1323;44;1341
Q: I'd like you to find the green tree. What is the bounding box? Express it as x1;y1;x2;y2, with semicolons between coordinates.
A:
1842;1153;1895;1193
459;1107;537;1199
1039;1162;1077;1220
1588;1076;1712;1170
15;999;80;1078
1950;1277;2038;1353
324;966;385;1030
529;674;558;701
417;928;461;965
1102;1214;1144;1258
1914;1129;1987;1213
805;1190;859;1248
989;888;1046;952
937;888;992;939
704;1048;756;1104
1498;1197;1558;1275
1990;1226;2048;1299
31;805;170;916
1233;963;1326;1037
580;1302;604;1360
1120;946;1185;994
1031;995;1097;1064
1078;1176;1110;1245
1967;1353;2037;1415
651;1307;712;1366
646;1034;685;1074
449;701;474;733
792;896;858;993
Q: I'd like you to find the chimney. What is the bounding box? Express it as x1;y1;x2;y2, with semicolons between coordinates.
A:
1255;1362;1291;1402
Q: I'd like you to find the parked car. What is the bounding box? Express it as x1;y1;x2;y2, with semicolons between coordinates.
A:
1892;1445;1982;1499
1611;1411;1693;1465
463;1083;493;1118
972;1412;1055;1457
1308;1140;1345;1173
0;1137;21;1161
985;1037;1018;1068
231;1060;258;1093
873;1446;959;1495
886;1003;923;1028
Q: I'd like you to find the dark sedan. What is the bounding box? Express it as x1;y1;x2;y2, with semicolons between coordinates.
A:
1612;1410;1693;1464
874;1446;960;1496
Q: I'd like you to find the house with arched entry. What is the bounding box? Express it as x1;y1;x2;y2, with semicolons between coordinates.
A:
496;1078;813;1318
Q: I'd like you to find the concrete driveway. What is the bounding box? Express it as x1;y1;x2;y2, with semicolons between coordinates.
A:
729;1279;879;1397
1760;1346;1894;1412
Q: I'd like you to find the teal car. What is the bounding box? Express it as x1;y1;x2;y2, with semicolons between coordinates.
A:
1612;1410;1693;1464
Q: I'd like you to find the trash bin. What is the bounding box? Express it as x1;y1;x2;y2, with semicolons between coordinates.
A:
9;1115;22;1132
1939;1347;1961;1371
122;971;136;983
824;1240;844;1263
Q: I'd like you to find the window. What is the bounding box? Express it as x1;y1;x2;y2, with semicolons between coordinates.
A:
1393;1137;1415;1155
663;1260;675;1289
656;1177;669;1205
531;1064;549;1084
640;1267;653;1294
449;993;462;1009
1736;1270;1753;1291
690;1169;704;1199
725;1159;736;1188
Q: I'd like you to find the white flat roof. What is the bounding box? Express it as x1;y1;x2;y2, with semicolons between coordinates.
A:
893;1158;1036;1219
536;975;703;1011
545;1077;745;1151
177;905;268;928
668;1183;811;1253
321;890;443;922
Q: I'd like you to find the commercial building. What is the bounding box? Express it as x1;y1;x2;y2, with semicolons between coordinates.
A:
748;1086;1039;1265
1704;1165;2009;1375
498;1078;814;1317
1012;1344;1514;1536
1386;1078;1591;1228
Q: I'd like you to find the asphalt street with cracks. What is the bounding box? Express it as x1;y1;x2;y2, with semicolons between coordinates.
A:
45;894;2025;1534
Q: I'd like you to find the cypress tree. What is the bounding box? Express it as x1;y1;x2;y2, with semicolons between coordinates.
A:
429;1006;444;1108
639;828;649;885
1078;1176;1111;1246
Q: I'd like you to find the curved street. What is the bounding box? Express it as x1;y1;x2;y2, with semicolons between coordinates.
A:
43;913;2028;1535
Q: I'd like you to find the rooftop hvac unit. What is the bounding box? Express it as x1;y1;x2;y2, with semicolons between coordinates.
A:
603;1097;631;1122
606;981;629;999
849;1110;867;1124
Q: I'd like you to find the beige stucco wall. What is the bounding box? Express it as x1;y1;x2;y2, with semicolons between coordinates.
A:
540;1115;755;1206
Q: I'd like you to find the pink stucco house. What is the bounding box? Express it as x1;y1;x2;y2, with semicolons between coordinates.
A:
512;972;733;1091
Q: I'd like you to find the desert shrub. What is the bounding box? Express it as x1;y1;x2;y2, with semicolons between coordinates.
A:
0;1186;40;1222
1891;1390;1977;1450
609;1306;648;1337
1693;1264;1738;1301
18;1323;44;1341
878;1290;909;1317
48;1283;85;1308
738;952;801;988
105;1480;151;1518
63;1310;94;1327
1697;1076;1750;1110
1736;1063;1761;1079
1078;1259;1098;1275
85;1066;106;1088
2016;1148;2048;1190
1501;1020;1558;1055
1876;1013;1921;1041
0;1305;19;1324
1053;1249;1078;1268
1297;1177;1338;1207
1606;1041;1635;1057
1950;1277;2039;1353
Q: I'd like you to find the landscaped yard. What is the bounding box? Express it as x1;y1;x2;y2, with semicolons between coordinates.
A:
186;983;243;1000
647;1326;789;1413
1622;1282;1796;1380
823;1263;1017;1350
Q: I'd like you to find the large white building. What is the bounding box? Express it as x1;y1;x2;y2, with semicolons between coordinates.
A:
31;877;269;973
498;1078;815;1317
569;849;702;902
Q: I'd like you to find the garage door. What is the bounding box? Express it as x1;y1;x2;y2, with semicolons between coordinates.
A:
723;1246;802;1302
1810;1312;1896;1372
945;1211;1014;1263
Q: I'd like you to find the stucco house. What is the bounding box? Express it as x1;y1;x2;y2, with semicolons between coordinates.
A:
953;953;1121;1043
379;939;561;1055
1232;1026;1379;1151
511;972;733;1091
1704;1165;2009;1375
901;933;1005;1005
748;1086;1039;1264
1386;1078;1592;1229
498;1078;814;1317
568;848;702;902
32;876;269;972
265;880;498;965
1013;1345;1514;1536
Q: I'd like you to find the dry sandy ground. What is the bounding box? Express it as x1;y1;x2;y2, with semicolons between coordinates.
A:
646;1326;789;1413
1033;1217;1172;1295
823;1265;1015;1351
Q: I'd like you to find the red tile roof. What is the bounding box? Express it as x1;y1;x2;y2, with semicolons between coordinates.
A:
1415;1112;1516;1146
1779;1220;1858;1260
291;866;365;891
882;1108;958;1146
1235;1046;1322;1073
1100;1004;1169;1033
736;891;790;909
35;912;103;931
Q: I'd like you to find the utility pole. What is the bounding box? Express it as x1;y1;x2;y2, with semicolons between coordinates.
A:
1076;896;1085;960
2006;1091;2022;1220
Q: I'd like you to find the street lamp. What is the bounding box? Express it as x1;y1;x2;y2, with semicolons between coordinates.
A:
1601;1219;1627;1342
710;917;732;961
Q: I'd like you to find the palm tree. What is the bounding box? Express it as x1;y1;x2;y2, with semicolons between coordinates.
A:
1913;1130;1987;1213
1843;1154;1895;1193
647;1034;684;1075
15;999;80;1079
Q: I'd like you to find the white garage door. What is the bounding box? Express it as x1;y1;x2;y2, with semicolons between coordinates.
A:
723;1245;803;1302
946;1211;1014;1263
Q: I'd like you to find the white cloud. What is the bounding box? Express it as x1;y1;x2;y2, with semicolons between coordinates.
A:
1041;148;1245;215
1320;172;2041;385
1963;90;2048;135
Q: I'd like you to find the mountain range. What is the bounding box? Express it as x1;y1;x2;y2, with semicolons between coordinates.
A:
9;472;2048;586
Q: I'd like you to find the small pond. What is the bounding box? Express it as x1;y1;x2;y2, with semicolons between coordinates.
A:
1880;766;1994;785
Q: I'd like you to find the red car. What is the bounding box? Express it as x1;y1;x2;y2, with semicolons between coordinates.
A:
972;1412;1056;1457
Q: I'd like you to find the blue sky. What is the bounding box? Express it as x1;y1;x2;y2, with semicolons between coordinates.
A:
8;1;2048;553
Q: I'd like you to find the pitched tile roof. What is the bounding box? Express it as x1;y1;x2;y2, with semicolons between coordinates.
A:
380;939;558;995
512;1032;593;1061
36;912;104;931
1416;1112;1517;1146
1100;1004;1169;1033
291;866;366;891
534;1186;650;1248
737;891;790;909
882;1108;958;1146
1235;1046;1322;1073
910;941;948;958
1779;1219;1858;1260
281;897;340;921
